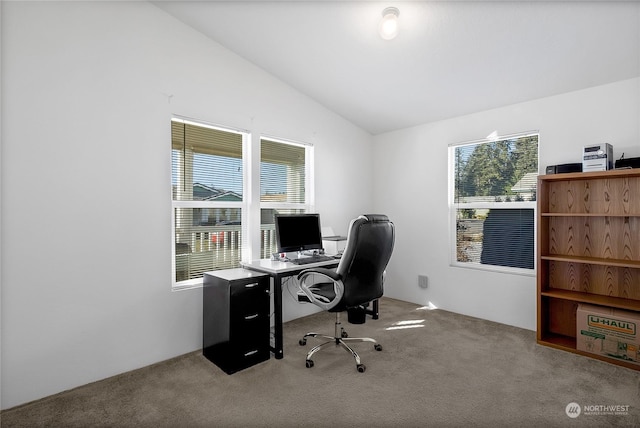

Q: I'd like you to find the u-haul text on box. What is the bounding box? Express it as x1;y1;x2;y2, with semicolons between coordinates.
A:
577;303;640;365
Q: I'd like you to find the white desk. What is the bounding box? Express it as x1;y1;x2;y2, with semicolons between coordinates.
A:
241;258;339;359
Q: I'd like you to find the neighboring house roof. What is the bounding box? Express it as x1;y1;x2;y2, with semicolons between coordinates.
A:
192;183;242;201
511;172;538;193
204;191;242;202
193;182;225;199
178;183;284;202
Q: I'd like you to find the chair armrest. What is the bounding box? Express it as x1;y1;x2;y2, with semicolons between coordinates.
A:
297;268;344;311
297;267;340;282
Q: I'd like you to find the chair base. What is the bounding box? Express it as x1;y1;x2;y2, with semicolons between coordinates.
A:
299;312;382;373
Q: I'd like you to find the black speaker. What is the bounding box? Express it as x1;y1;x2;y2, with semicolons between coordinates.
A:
615;157;640;169
545;163;582;174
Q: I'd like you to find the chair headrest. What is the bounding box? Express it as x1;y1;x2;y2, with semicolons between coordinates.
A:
361;214;389;223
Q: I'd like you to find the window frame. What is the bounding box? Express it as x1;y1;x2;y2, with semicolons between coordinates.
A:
259;135;314;213
259;135;315;258
169;119;315;290
448;131;539;276
171;117;248;290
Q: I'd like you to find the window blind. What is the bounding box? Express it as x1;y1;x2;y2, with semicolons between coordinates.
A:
260;138;306;204
260;138;310;258
171;119;244;284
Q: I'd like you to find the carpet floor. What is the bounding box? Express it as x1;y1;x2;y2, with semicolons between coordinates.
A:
2;297;639;427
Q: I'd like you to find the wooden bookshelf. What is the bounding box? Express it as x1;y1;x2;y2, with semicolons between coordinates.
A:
537;169;640;370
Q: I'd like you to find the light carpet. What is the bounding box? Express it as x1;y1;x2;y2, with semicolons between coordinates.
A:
2;298;639;427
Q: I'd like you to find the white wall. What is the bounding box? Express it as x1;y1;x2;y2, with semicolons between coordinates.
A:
373;77;640;331
0;1;373;409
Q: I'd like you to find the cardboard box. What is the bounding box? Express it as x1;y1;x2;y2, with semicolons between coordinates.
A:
576;303;640;365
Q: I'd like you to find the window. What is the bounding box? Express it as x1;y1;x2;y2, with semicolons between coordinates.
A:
171;118;246;288
449;132;538;274
259;137;313;258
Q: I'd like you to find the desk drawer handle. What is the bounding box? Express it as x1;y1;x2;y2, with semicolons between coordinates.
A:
244;313;259;320
244;350;259;357
244;282;259;288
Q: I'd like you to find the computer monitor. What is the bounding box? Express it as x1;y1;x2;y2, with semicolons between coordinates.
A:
274;213;323;254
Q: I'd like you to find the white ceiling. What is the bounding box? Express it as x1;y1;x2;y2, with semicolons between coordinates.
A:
154;1;640;135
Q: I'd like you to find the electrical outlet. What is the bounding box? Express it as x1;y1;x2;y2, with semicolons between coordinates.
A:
418;275;428;289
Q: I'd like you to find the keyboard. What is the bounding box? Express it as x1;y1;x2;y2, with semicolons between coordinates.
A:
290;255;334;265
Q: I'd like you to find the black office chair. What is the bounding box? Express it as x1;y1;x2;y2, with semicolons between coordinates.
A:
296;214;395;372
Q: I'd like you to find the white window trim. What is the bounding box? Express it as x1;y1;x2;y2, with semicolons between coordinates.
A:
171;117;248;291
258;136;315;260
259;135;315;213
169;121;316;290
171;200;245;291
448;131;538;276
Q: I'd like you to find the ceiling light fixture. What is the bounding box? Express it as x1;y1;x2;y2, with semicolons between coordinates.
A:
379;7;399;40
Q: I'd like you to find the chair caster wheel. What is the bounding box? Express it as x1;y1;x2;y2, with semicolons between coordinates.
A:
374;344;382;351
357;364;366;373
299;339;307;346
305;360;314;368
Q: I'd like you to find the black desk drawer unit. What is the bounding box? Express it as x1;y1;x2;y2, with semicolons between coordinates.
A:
203;269;270;374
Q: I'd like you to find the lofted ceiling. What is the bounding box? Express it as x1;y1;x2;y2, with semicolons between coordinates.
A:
154;1;640;135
